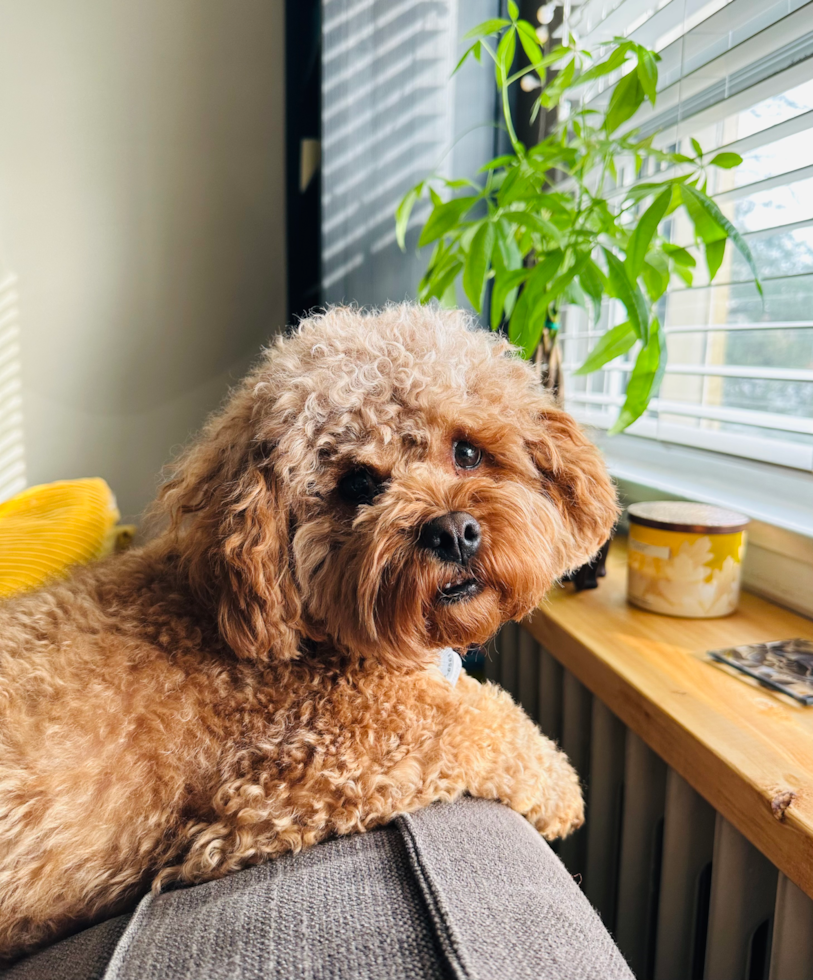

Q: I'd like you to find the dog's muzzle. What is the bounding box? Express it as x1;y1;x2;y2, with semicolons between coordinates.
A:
419;512;481;565
419;512;483;605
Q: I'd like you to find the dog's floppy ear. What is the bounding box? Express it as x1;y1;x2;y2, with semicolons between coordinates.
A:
155;399;301;663
525;406;619;563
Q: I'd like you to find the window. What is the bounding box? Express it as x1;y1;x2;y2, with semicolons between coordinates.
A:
560;0;813;472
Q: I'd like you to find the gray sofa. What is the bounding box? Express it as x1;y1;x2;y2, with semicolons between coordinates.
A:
4;797;632;980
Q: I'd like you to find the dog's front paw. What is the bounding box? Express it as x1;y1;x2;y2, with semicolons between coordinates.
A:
526;751;584;841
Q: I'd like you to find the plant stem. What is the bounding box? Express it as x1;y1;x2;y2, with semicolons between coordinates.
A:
501;70;522;155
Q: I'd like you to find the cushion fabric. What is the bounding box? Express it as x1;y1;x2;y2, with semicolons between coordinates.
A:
2;915;130;980
0;479;122;599
2;797;632;980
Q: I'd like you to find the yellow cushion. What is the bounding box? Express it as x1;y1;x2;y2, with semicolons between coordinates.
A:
0;478;121;599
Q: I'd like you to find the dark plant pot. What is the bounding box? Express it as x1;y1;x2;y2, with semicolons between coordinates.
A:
563;535;613;592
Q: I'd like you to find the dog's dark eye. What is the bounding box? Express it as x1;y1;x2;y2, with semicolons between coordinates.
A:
338;468;383;507
453;440;482;470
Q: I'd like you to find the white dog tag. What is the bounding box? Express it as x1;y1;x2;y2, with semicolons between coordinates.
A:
437;647;462;687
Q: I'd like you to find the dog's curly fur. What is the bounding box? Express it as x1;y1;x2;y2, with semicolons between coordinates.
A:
0;304;618;960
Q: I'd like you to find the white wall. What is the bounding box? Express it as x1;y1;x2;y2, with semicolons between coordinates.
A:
0;1;287;520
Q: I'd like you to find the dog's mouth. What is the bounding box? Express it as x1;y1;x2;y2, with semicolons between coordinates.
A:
437;573;482;605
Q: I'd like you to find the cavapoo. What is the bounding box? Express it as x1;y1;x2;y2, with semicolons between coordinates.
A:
0;305;617;960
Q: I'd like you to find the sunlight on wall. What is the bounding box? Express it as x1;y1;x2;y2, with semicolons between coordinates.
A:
0;270;25;501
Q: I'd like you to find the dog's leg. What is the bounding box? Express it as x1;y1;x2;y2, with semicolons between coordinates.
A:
434;672;584;840
157;668;582;893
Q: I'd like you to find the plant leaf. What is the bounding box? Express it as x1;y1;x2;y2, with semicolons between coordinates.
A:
663;243;696;267
443;177;481;189
426;262;462;303
496;26;517;82
573;321;636;375
418;254;463;304
682;185;762;295
540;58;576;108
690;137;703;159
624;179;683;203
681;184;727;244
625;188;670;279
453;44;478;75
496;167;522;204
578;258;606;324
476;153;517;173
463;221;496;311
500;168;541;206
517;23;543;66
508;0;519;19
576;45;628;85
440;278;457;308
463;18;510;41
395;184;422;251
704;237;726;281
636;48;658;104
602;247;650;344
508;44;571;84
516;19;539;41
641;255;670;301
417;195;478;248
508;249;563;352
673;263;693;286
605;68;645;133
609;320;666;433
510;255;587;356
491;266;529;330
665;181;685;215
516;18;543;46
495;217;524;270
500;210;562;243
564;278;587;308
528;43;571;71
710;152;743;169
651;319;667;395
419;240;443;286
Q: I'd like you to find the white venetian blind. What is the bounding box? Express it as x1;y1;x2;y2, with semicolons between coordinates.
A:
559;0;813;471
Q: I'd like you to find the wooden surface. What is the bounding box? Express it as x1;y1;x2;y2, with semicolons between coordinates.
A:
525;538;813;899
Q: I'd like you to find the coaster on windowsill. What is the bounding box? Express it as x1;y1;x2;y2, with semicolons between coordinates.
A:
709;638;813;705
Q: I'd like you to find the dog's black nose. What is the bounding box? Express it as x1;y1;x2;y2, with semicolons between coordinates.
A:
419;512;481;565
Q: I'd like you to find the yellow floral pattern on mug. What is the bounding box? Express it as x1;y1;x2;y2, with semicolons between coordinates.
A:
628;530;746;618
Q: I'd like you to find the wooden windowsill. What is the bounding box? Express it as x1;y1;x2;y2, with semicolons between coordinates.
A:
525;537;813;898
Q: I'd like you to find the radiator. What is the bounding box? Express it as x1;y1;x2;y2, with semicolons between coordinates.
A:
488;627;813;980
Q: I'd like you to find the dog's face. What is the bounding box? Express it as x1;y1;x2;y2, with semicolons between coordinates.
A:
159;306;618;668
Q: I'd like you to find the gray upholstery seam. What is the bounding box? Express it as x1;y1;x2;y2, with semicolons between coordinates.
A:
99;892;155;980
395;812;478;980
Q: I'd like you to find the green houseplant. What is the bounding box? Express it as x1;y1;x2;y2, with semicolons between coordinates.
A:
396;2;760;432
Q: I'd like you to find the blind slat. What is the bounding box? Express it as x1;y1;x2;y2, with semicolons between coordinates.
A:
714;163;813;203
565;363;813;382
620;6;813;137
571;410;813;468
568;392;813;434
563;322;813;337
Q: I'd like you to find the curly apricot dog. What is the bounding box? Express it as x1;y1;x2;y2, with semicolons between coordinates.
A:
0;305;617;959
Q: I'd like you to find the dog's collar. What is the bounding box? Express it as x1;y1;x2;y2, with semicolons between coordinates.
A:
436;647;462;686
